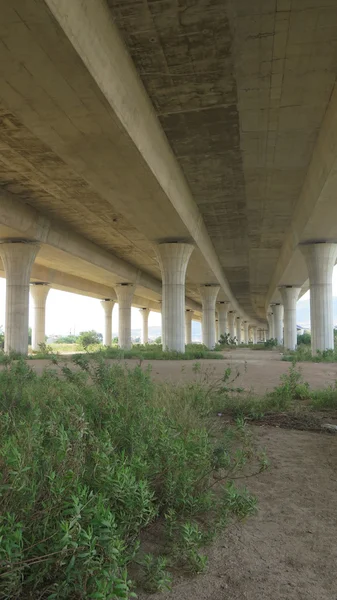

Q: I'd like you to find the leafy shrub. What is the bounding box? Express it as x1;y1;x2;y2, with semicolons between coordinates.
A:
0;357;256;598
310;382;337;410
217;363;337;419
32;342;55;357
79;344;224;361
264;338;278;348
283;346;337;363
78;329;103;349
217;333;237;346
297;333;311;345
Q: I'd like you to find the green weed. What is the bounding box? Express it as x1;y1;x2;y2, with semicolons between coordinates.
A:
0;357;256;598
282;345;337;363
216;363;337;420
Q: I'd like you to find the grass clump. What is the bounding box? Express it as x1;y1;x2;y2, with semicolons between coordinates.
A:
216;362;337;420
0;343;225;362
250;338;281;351
0;356;256;598
282;345;337;363
77;343;225;361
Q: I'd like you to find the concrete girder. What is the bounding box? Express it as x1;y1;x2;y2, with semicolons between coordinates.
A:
0;0;250;322
0;263;201;316
267;86;337;307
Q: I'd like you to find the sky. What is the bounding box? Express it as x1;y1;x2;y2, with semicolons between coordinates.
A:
0;278;161;336
0;265;337;335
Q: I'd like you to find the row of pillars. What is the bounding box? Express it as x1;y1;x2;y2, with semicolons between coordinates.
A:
268;243;337;353
0;239;142;353
1;240;335;355
0;239;252;355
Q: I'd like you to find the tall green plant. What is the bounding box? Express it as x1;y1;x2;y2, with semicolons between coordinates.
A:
0;358;256;598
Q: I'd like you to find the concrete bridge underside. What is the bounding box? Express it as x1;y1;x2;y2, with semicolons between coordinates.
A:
0;0;337;334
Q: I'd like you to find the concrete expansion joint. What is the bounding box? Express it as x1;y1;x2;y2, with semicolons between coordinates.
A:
0;238;39;245
31;282;50;287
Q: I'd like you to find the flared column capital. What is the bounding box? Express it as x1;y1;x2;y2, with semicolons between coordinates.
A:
279;286;301;308
0;240;40;285
156;242;194;285
199;284;220;307
30;283;50;306
300;242;337;283
217;301;230;316
115;283;136;305
100;298;115;315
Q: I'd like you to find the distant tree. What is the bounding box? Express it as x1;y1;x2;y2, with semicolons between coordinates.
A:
112;337;118;345
55;334;79;344
154;336;162;344
0;326;4;350
78;330;103;350
28;327;32;346
297;333;311;346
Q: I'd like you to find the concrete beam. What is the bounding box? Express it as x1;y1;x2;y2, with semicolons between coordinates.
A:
0;189;161;293
0;262;202;315
267;84;337;307
0;0;250;322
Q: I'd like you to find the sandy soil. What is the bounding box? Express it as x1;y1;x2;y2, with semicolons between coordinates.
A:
143;349;337;393
139;425;337;600
7;349;337;598
22;348;337;394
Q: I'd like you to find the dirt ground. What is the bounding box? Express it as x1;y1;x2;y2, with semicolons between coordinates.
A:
8;349;337;598
140;425;337;600
21;348;337;393
133;350;336;599
143;348;337;393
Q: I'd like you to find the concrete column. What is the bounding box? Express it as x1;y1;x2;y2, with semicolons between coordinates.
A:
279;286;301;350
217;301;230;338
301;243;337;353
243;321;249;343
30;283;50;350
0;240;40;354
156;243;194;352
272;304;284;345
115;284;135;350
228;311;236;341
185;310;193;345
139;308;150;344
267;307;274;339
100;299;115;346
199;285;220;349
236;317;243;344
251;326;257;344
215;318;219;343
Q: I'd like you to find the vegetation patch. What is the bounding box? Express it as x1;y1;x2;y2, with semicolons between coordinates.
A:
90;343;225;361
282;331;337;362
216;362;337;428
0;357;258;599
282;346;337;363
